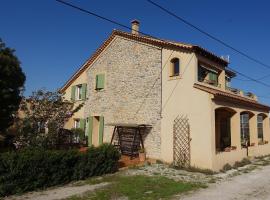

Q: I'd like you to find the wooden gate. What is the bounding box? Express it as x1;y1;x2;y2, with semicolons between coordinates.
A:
173;115;191;168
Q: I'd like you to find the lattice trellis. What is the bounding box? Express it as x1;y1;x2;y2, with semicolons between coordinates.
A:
173;115;191;168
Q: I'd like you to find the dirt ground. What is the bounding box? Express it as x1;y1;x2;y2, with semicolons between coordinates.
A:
4;157;270;200
180;164;270;200
4;183;109;200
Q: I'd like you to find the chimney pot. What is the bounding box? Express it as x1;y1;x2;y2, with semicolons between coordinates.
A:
131;19;140;35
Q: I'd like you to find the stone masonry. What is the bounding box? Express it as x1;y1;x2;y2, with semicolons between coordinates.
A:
84;36;162;158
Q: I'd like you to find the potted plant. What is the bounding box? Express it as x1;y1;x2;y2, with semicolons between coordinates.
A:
231;146;237;150
139;148;146;162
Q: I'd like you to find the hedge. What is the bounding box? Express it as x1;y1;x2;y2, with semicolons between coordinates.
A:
0;144;120;196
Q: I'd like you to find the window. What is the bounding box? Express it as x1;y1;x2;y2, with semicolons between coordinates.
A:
71;83;87;101
76;85;82;100
240;113;250;146
74;119;80;129
170;58;180;77
96;74;105;90
225;76;231;88
208;72;218;85
257;115;264;141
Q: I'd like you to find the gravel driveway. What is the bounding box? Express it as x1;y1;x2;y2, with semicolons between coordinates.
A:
180;165;270;200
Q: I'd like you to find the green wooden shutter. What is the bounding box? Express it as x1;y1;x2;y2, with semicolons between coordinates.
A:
99;116;104;145
71;86;76;101
88;116;93;146
96;74;105;89
80;119;86;130
81;83;87;100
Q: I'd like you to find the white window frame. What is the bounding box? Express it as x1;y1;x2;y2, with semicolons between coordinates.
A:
74;119;80;129
76;85;82;100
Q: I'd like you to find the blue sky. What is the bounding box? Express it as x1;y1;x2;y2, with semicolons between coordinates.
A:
1;0;270;104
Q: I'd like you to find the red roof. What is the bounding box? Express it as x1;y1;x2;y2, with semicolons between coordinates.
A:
60;30;229;92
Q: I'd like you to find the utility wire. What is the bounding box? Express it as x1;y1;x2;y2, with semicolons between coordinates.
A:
56;0;270;98
56;0;160;40
146;0;270;71
228;67;270;88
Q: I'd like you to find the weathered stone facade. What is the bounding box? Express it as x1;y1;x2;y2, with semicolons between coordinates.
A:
84;36;162;158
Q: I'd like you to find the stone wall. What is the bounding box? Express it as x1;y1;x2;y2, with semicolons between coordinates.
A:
84;36;162;158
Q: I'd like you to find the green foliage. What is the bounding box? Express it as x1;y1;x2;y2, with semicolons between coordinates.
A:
0;144;120;196
15;89;74;148
233;158;251;168
222;163;233;172
68;175;204;200
71;128;85;142
0;39;26;133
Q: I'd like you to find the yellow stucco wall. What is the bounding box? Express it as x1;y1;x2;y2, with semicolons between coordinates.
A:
160;48;270;171
212;101;270;170
160;48;214;169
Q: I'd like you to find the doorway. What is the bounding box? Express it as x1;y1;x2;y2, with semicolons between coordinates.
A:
92;116;100;147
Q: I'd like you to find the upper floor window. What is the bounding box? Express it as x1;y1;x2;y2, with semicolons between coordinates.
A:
257;115;264;141
170;58;180;77
225;76;231;88
96;74;105;90
198;64;218;86
76;84;83;100
71;83;87;101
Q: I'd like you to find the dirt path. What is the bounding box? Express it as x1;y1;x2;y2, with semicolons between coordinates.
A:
5;182;109;200
180;165;270;200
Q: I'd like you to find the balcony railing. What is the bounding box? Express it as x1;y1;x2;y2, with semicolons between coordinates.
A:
225;86;241;95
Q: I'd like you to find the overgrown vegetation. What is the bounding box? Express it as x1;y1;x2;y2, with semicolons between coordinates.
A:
233;158;251;168
13;89;74;149
0;39;25;133
172;165;216;175
221;163;233;172
0;144;120;197
67;175;205;200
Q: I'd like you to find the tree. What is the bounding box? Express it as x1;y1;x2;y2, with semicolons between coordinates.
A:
0;39;25;133
16;89;74;148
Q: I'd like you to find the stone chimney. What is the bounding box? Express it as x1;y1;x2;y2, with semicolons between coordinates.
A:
131;19;140;35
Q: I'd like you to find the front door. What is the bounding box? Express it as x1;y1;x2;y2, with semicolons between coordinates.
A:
88;116;104;147
92;116;100;147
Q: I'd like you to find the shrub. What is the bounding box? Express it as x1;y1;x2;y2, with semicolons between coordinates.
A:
222;163;232;172
0;144;120;196
70;128;85;142
233;158;251;168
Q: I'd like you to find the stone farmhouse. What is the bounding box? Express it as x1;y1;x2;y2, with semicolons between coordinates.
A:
60;20;270;171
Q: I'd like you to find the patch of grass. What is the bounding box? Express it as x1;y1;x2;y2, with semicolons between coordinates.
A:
233;158;251;168
184;167;216;175
171;165;216;175
67;175;205;200
156;159;164;164
221;163;233;172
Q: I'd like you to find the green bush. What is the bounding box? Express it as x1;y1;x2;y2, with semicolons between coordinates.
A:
0;144;120;196
222;163;232;172
233;158;251;168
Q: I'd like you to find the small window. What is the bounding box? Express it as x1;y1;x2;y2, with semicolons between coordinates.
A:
76;85;82;100
170;58;180;77
96;74;105;90
74;119;80;129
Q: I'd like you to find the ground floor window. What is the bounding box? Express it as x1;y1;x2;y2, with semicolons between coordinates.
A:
257;115;264;141
215;108;235;152
74;119;80;129
240;112;250;146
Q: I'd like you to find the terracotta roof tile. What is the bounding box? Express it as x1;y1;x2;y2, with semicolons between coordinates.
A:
194;83;270;111
60;30;228;92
